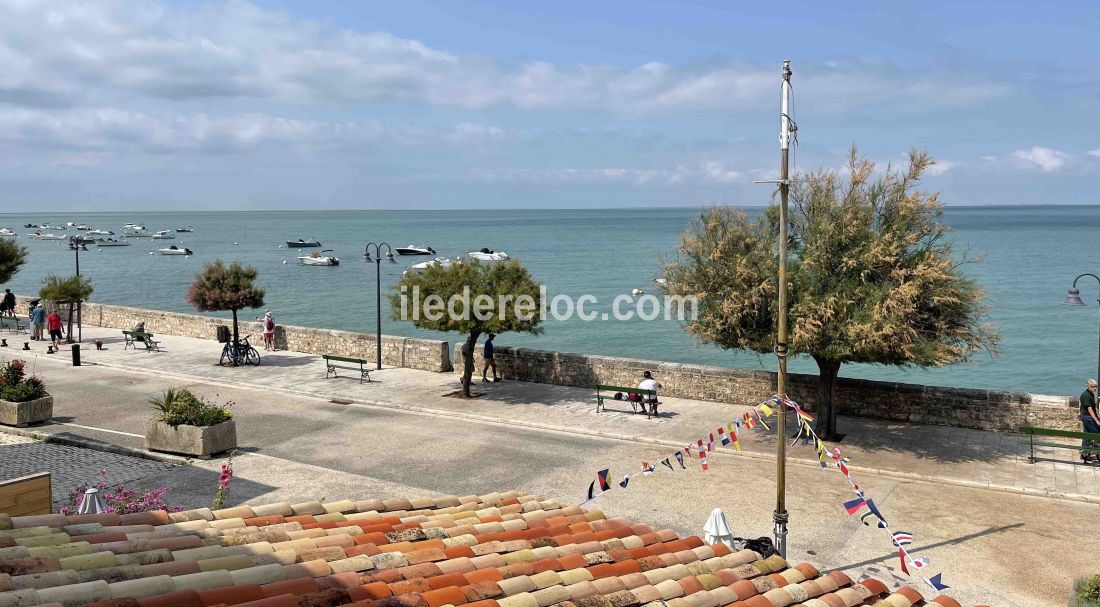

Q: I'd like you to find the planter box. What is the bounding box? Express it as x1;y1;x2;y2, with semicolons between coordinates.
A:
0;395;53;427
145;419;236;459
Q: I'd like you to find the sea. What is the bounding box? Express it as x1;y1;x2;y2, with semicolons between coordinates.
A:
1;206;1097;396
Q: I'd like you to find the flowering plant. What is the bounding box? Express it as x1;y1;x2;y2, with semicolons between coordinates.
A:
0;359;47;402
59;469;183;515
212;456;234;510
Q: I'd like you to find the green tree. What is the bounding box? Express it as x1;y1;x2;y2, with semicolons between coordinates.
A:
0;240;28;285
662;148;998;439
391;259;543;397
40;274;94;341
187;260;265;365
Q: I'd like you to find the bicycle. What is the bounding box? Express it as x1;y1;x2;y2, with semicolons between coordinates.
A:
220;334;261;367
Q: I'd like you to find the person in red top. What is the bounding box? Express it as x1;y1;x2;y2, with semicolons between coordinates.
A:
46;309;64;347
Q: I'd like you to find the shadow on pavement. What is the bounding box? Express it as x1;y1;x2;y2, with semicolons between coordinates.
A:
827;522;1025;572
130;462;278;510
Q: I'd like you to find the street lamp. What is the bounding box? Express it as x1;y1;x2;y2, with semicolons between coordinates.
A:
364;243;396;370
1066;273;1100;385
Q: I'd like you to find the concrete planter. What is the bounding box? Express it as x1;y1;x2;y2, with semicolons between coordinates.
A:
0;395;53;427
145;419;236;459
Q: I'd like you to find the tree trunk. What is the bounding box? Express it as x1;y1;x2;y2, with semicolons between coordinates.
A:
231;308;240;368
461;331;481;398
813;356;842;441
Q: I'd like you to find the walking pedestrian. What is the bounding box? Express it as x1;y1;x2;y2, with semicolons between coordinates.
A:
30;302;45;341
1081;379;1100;463
0;289;14;317
260;310;275;351
46;308;64;347
481;333;500;383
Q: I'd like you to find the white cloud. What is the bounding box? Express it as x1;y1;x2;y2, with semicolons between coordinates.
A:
1012;146;1071;172
472;160;744;185
0;0;1010;114
1088;149;1100;158
925;159;955;176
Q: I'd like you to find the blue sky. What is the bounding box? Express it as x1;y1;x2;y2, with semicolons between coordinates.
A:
1;0;1098;211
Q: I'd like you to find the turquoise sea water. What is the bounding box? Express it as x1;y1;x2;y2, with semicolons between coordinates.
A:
1;206;1097;396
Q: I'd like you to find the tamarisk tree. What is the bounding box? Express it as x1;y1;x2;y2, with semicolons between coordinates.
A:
662;148;998;439
187;260;265;365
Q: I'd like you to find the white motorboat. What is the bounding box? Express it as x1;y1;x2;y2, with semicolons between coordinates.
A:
404;257;453;275
468;248;509;261
40;223;66;230
175;226;194;233
28;232;67;240
298;249;340;266
0;228;16;238
96;238;131;247
86;228;114;236
151;230;175;240
69;235;95;244
159;245;193;255
122;224;149;236
76;224;92;231
286;238;322;248
395;245;437;256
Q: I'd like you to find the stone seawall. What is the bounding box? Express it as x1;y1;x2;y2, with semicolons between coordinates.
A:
454;344;1079;432
16;296;452;372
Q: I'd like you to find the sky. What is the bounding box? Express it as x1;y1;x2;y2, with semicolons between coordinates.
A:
1;0;1098;211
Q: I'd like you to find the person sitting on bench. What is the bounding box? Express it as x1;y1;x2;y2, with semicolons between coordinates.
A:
1081;378;1100;463
637;371;662;413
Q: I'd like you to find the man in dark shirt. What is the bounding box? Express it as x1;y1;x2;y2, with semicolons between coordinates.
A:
1081;379;1100;462
481;333;500;383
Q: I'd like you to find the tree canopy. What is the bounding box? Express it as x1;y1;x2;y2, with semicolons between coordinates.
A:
391;259;543;396
187;260;265;313
663;148;998;438
39;275;94;302
0;240;28;285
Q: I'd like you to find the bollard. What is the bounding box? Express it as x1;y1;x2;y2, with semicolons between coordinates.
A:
72;344;81;366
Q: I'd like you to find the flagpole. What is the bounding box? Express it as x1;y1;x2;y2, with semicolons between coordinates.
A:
773;59;793;558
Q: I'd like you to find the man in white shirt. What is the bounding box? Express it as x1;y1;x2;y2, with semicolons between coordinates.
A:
638;371;662;416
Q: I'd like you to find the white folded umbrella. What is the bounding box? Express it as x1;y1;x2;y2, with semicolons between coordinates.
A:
703;507;734;548
77;487;107;514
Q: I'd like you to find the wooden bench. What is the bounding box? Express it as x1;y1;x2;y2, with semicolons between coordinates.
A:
0;315;26;333
593;385;659;417
1018;425;1100;463
323;354;372;383
122;330;161;351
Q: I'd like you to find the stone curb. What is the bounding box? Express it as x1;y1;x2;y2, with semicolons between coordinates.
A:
0;423;190;466
78;359;1100;506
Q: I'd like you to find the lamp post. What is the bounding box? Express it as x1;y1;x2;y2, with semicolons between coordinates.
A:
364;243;396;370
1065;273;1100;386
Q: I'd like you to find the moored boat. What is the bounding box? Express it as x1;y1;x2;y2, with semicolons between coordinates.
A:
395;245;436;256
298;249;340;266
175;226;194;233
0;228;16;239
287;238;322;248
96;238;131;247
28;232;67;240
159;245;193;255
404;257;453;275
151;230;175;240
468;248;509;261
122;224;149;237
86;228;114;236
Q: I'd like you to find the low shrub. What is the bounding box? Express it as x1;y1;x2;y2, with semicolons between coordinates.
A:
1076;575;1100;607
0;359;47;402
59;469;182;515
151;388;233;427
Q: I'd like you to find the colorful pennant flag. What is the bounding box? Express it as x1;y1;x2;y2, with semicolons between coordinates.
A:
795;407;814;423
699;450;708;471
843;497;867;515
865;499;888;527
641;461;655;475
597;469;610;491
674;451;686;469
726;423;741;451
619;475;630;489
661;458;675;471
717;427;731;446
891;531;913;547
899;547;910;575
587;481;597;500
742;413;756;430
925;573;949;591
758;403;774;418
911;556;929;570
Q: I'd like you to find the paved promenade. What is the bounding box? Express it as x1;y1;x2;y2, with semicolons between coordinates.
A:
1;326;1097;604
8;325;1098;502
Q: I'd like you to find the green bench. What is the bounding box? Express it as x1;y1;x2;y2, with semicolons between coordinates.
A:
1018;426;1100;463
122;330;160;351
0;315;26;333
593;385;659;418
323;354;372;383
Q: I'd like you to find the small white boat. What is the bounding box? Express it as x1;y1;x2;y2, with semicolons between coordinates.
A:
122;224;149;236
151;230;175;240
159;246;193;255
298;249;340;266
69;235;95;244
395;245;437;256
175;226;194;233
0;228;16;238
40;223;66;230
96;238;131;247
28;232;67;240
468;248;509;261
76;224;92;231
287;238;322;248
404;257;453;275
86;228;114;236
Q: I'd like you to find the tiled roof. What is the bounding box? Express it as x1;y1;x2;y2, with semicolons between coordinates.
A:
0;491;965;607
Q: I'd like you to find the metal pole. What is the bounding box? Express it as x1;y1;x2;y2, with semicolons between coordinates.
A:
773;59;792;558
75;246;80;276
376;257;383;370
